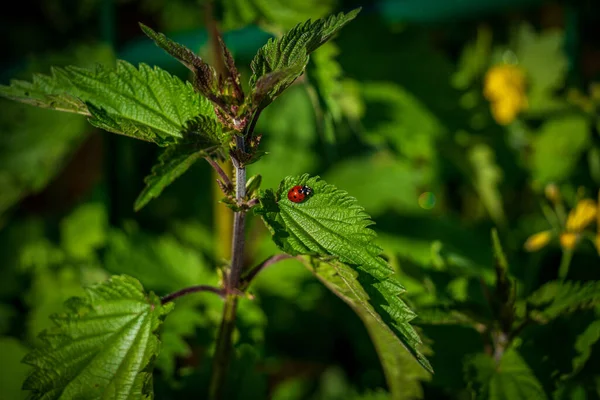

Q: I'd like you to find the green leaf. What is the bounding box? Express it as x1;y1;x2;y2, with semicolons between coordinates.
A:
526;280;600;322
0;61;215;145
465;349;547;400
23;275;173;399
515;24;568;114
104;229;215;294
248;8;360;110
324;153;429;216
360;82;445;163
134;116;223;211
0;102;88;216
306;42;345;123
257;174;432;375
452;26;492;89
26;267;87;342
531;115;590;184
139;24;219;101
60;202;108;259
469;144;506;226
564;319;600;379
301;256;431;399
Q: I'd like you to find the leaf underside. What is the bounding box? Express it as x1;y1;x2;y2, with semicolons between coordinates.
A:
257;174;432;380
0;60;215;145
22;275;172;400
303;257;430;399
134;116;224;211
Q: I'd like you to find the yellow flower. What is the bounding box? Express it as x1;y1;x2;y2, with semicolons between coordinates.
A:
524;230;553;252
560;232;579;251
565;199;597;232
544;183;560;204
525;196;598;253
559;198;597;251
596;190;600;255
484;64;528;125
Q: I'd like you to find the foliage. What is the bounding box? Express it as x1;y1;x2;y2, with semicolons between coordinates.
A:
257;174;431;374
0;60;214;145
1;1;600;400
23;275;172;399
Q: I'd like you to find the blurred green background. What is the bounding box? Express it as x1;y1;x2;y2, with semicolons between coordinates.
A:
1;0;599;399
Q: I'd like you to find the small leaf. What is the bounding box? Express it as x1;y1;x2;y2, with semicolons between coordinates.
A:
465;349;547;400
60;203;108;260
139;24;219;100
22;275;173;400
0;61;215;145
134;116;223;211
515;23;568;114
526;280;600;322
531;115;590;184
257;174;431;375
301;257;430;399
564;319;600;379
248;8;360;110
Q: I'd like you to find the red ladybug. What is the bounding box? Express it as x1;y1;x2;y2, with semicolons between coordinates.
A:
287;185;312;203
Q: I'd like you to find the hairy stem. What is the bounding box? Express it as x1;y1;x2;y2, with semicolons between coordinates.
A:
161;285;225;304
209;135;246;400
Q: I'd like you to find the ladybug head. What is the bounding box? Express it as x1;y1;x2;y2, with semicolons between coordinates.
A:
300;185;313;196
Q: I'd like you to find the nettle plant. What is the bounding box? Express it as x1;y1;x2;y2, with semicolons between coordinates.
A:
0;8;433;399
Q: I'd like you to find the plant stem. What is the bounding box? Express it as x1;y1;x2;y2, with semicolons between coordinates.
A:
209;135;246;400
161;285;225;304
208;294;238;400
205;156;233;190
558;248;573;280
239;254;293;291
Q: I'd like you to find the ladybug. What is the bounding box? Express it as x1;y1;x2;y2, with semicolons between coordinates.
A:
287;185;312;203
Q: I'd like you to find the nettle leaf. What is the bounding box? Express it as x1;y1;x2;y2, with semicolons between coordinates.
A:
0;61;214;145
134;116;224;211
565;318;600;379
302;257;431;399
526;280;600;322
256;175;432;377
248;8;360;110
139;24;218;100
464;349;547;400
23;275;173;400
531;115;590;184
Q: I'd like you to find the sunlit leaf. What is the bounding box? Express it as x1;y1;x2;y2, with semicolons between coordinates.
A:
23;275;173;399
0;61;215;145
257;174;432;377
249;9;360;110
